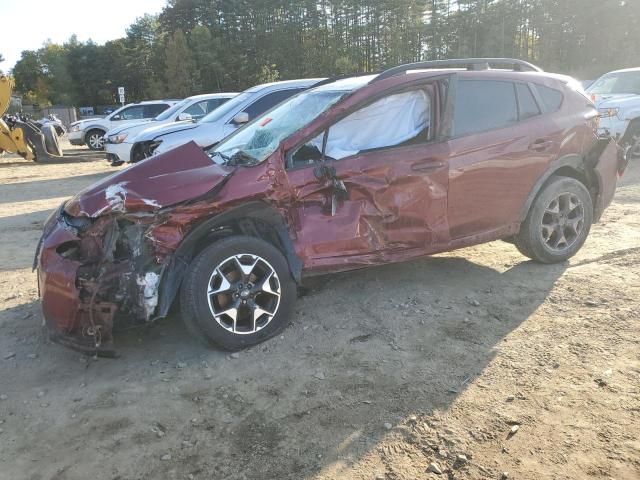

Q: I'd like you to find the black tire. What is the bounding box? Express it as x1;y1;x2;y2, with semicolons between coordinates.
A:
515;176;593;264
179;235;297;350
42;124;62;157
622;119;640;159
85;129;105;151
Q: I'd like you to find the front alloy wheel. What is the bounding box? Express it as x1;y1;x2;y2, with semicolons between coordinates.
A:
180;235;296;350
207;254;281;334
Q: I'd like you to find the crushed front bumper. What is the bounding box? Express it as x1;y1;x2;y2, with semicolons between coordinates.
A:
105;141;133;163
35;206;118;355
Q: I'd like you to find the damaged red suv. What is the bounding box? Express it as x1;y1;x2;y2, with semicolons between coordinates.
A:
36;59;625;355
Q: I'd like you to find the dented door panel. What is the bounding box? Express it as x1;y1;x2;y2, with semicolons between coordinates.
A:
287;142;451;271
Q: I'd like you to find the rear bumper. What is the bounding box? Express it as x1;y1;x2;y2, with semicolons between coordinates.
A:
593;138;627;221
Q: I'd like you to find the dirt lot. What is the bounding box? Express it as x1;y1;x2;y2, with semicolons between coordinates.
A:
0;144;638;480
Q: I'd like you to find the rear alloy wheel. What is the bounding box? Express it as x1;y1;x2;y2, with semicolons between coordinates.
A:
86;129;105;151
515;176;593;263
180;236;296;350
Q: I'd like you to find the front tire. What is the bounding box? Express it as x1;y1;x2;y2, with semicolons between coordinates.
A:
179;236;297;350
515;176;593;263
85;129;105;151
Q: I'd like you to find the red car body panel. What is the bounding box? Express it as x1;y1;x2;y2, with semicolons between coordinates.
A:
35;69;623;354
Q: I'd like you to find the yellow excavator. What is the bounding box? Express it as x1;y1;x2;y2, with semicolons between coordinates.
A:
0;75;63;161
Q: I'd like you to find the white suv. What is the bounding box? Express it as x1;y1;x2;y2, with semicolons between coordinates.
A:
104;93;237;165
586;67;640;158
128;78;325;162
68;100;178;150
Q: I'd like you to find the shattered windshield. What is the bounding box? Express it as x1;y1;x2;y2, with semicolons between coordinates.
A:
209;89;348;166
588;72;640;95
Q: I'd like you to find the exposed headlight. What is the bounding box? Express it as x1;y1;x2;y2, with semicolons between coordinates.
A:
70;125;80;132
108;133;128;144
598;107;620;118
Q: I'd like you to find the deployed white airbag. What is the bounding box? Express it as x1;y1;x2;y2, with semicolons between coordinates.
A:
313;90;430;160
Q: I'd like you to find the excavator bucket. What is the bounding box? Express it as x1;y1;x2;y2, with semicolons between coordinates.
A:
0;75;64;161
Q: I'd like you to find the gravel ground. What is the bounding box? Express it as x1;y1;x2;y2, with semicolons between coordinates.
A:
0;144;638;480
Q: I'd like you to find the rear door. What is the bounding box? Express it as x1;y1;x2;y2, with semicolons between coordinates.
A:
446;78;559;239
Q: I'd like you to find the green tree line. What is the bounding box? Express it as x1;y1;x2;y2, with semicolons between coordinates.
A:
10;0;640;106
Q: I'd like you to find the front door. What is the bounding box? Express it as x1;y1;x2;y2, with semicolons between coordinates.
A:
284;84;452;272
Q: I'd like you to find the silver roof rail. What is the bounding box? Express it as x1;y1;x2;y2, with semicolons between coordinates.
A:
372;58;543;83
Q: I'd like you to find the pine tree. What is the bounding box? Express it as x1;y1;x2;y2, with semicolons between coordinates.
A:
164;30;199;98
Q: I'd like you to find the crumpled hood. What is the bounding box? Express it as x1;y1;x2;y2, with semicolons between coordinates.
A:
65;142;234;218
133;121;198;143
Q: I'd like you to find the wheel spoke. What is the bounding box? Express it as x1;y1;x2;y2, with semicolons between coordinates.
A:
233;255;260;279
553;228;568;249
251;304;275;331
206;253;282;335
208;269;233;295
541;224;555;241
257;271;280;298
217;304;239;332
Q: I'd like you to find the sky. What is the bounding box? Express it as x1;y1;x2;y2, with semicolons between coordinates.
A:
0;0;167;71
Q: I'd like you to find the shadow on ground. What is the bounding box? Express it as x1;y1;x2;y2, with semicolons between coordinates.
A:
1;252;566;479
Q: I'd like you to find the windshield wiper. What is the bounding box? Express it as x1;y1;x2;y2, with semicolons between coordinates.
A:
228;150;257;166
210;151;231;163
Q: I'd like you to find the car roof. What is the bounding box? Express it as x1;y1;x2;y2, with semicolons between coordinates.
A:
311;68;571;97
184;93;240;101
601;67;640;75
246;78;327;93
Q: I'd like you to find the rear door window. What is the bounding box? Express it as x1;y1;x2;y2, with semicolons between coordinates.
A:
453;80;518;137
516;83;541;120
244;89;305;120
144;104;169;118
118;105;146;120
537;85;564;112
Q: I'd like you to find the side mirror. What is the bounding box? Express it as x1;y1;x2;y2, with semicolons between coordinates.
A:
112;114;122;121
232;112;249;125
177;112;193;122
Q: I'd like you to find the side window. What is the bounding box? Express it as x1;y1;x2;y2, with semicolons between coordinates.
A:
453;80;518;137
291;89;432;167
537;85;564;112
118;105;146;120
206;98;228;112
516;83;541;120
243;89;304;120
183;100;210;120
144;104;169;118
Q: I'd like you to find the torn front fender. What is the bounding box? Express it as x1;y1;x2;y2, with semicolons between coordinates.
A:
65;141;234;218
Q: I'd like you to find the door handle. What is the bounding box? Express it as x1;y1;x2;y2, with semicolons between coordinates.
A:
529;139;554;151
411;160;444;172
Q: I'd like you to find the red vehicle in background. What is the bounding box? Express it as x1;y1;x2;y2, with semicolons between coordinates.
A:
35;59;626;355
